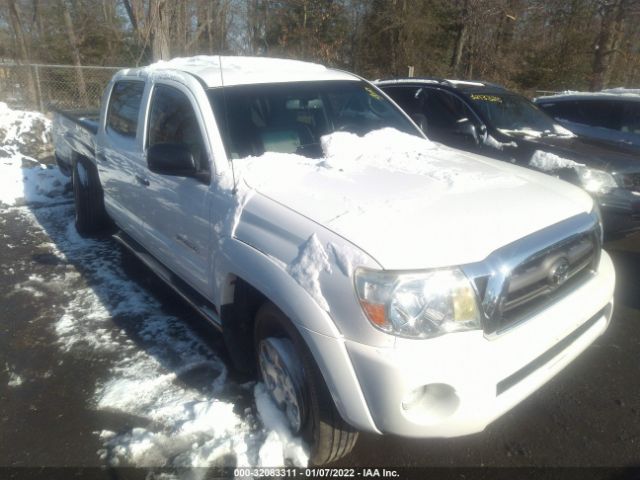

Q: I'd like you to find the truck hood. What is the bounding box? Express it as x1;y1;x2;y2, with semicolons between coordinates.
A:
236;130;593;270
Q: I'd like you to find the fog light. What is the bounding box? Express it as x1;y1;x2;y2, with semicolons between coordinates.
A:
401;383;459;423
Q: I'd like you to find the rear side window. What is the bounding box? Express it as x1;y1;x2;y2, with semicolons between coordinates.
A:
106;81;144;138
420;89;476;129
383;86;422;114
538;101;584;123
571;100;621;130
621;103;640;134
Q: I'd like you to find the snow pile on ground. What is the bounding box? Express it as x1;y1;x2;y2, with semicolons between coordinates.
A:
0;102;68;208
529;150;584;171
0;102;51;154
5;364;24;387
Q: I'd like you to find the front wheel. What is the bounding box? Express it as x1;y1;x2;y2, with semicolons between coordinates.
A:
254;302;359;465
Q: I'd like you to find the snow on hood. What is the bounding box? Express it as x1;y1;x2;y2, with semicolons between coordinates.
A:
234;128;593;269
529;150;584;171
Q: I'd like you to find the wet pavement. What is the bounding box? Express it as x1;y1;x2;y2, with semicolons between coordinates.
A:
2;195;640;475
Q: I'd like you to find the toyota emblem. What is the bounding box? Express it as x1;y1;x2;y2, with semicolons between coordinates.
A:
549;257;570;286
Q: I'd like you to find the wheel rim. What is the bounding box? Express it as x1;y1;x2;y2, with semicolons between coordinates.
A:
258;337;305;433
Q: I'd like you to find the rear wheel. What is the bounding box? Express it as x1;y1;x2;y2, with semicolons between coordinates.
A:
254;302;359;465
72;157;108;236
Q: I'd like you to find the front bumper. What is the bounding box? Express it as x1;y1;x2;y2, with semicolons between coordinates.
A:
344;251;615;438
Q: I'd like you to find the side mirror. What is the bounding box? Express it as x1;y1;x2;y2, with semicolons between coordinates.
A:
454;119;479;144
147;143;198;177
410;113;428;134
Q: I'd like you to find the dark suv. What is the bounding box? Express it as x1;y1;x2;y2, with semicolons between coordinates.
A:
376;78;640;237
534;91;640;153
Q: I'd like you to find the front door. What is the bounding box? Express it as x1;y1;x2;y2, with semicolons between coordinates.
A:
142;83;212;296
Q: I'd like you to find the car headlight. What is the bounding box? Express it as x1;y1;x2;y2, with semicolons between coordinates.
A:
354;267;481;339
576;167;617;195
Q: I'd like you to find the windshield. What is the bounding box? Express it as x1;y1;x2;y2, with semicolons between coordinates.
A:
468;93;564;136
208;81;420;159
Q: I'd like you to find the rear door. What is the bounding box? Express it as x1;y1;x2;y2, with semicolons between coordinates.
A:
98;80;148;240
141;82;212;295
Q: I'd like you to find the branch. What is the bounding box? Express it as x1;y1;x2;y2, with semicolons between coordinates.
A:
185;17;213;50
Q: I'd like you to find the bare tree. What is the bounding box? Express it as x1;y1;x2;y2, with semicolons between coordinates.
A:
59;0;89;104
591;0;627;90
6;0;37;104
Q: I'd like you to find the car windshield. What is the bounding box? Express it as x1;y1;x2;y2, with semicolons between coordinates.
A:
208;80;420;159
468;92;565;137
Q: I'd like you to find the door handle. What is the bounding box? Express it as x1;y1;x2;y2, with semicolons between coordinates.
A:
135;174;150;186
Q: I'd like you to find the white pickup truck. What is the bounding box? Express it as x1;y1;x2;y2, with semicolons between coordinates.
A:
53;56;615;465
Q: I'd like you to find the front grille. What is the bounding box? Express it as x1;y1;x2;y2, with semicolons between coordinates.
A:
496;230;599;332
462;212;602;336
499;232;598;328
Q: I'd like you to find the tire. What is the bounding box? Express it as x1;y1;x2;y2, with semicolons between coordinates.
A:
254;302;359;465
72;157;108;236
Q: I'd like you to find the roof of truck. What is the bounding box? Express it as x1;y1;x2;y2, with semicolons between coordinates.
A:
118;56;357;88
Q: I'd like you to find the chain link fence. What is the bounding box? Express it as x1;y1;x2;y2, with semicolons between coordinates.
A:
0;63;124;112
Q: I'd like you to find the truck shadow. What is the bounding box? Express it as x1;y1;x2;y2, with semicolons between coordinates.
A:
24;195;256;425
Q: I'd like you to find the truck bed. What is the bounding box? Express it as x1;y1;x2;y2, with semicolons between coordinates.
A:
53;109;100;134
52;108;100;176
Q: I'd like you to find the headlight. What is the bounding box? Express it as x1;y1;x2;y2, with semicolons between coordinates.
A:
354;268;481;339
576;167;617;195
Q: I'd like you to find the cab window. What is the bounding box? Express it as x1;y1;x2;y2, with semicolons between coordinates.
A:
106;81;144;138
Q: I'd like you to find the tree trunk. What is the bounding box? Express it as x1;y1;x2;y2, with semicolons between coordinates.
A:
150;0;171;61
591;0;626;91
60;0;89;106
450;0;469;77
7;0;37;107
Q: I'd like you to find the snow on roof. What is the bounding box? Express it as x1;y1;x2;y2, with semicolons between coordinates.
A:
375;78;442;85
119;55;357;88
444;79;485;86
536;88;640;101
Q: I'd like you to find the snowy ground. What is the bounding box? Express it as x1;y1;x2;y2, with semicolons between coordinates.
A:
0;104;307;474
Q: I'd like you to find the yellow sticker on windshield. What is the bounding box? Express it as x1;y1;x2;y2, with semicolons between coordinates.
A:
470;94;502;103
366;87;382;100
